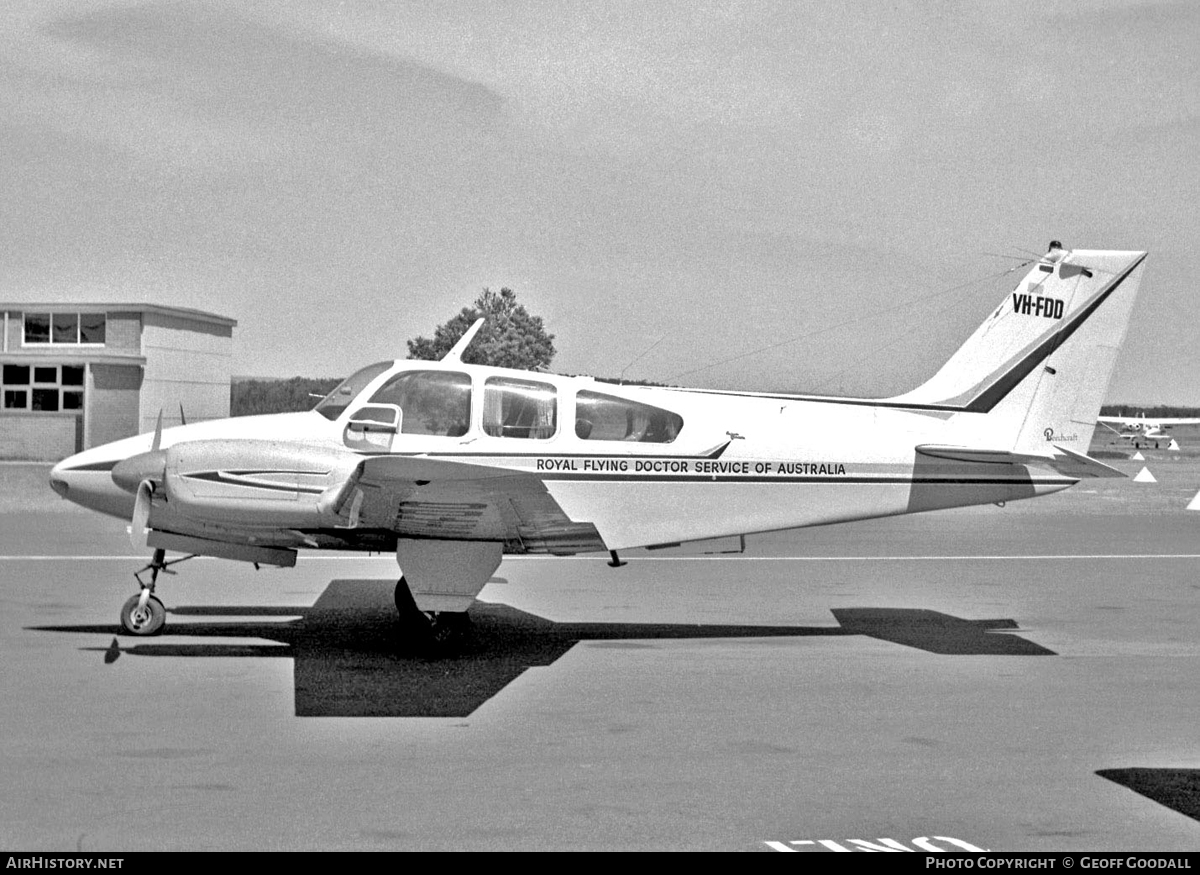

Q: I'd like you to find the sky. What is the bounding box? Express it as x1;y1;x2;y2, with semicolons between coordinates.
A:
2;0;1198;402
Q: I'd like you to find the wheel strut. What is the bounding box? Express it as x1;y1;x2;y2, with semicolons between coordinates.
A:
133;548;196;592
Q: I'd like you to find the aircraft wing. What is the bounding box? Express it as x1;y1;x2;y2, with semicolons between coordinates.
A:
915;444;1126;479
327;454;606;554
1098;416;1200;426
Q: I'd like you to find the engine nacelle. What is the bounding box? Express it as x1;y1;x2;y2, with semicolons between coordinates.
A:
159;439;361;527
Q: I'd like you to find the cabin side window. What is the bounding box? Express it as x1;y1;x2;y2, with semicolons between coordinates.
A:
483;377;557;439
574;391;683;443
369;371;472;437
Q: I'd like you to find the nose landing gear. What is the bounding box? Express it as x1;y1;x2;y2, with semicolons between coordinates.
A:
118;548;196;636
120;591;166;636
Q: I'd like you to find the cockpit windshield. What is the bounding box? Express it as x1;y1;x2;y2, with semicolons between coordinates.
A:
314;361;393;421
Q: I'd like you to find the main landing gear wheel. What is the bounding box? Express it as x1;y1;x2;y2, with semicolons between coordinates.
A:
426;611;471;651
120;592;166;636
394;576;472;654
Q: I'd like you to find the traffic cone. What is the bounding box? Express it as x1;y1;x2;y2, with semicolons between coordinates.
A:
1131;451;1145;461
1133;467;1157;483
1187;489;1200;511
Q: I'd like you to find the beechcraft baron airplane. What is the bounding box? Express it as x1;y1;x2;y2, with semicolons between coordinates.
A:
50;243;1148;646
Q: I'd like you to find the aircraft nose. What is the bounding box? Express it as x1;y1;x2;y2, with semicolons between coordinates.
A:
48;460;71;497
112;449;168;493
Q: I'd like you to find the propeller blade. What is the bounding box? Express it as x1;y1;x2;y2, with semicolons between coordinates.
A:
179;403;187;427
128;480;153;550
151;410;164;451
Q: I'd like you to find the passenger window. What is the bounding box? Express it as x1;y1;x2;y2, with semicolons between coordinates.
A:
483;377;557;440
369;371;471;437
575;391;682;443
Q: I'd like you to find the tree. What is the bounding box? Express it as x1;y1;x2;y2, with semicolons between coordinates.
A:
407;287;555;370
231;376;342;416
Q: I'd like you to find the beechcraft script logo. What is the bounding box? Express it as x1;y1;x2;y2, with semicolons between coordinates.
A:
1012;290;1064;319
1043;427;1079;443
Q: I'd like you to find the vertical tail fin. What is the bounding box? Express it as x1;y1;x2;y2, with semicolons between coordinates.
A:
891;244;1149;453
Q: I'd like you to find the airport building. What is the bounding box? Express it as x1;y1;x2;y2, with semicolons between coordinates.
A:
0;304;236;461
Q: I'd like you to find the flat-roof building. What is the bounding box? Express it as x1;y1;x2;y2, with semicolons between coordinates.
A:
1;304;236;461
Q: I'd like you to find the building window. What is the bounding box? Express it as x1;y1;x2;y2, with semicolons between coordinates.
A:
2;364;84;412
23;312;106;345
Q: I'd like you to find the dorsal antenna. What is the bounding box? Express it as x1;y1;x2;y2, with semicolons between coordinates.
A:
441;318;485;363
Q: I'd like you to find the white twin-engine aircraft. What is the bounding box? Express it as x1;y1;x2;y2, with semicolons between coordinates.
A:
50;244;1148;646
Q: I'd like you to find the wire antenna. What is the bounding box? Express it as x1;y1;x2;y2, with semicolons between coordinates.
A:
667;259;1030;384
618;334;666;385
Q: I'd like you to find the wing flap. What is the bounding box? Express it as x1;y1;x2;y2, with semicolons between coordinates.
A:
326;454;605;551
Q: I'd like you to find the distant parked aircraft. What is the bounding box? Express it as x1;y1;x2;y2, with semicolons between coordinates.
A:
1097;414;1200;448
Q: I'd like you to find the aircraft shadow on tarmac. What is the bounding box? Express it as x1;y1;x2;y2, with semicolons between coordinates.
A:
31;578;1054;718
1097;769;1200;823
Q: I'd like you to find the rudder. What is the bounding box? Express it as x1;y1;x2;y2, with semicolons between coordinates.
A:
890;243;1149;454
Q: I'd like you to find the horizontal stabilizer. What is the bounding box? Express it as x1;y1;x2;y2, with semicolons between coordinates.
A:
916;444;1125;479
1046;444;1127;479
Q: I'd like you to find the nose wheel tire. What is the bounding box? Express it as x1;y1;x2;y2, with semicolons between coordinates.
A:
120;593;166;636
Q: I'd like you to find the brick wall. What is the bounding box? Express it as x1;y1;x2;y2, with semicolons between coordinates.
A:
105;311;142;352
140;312;232;431
89;363;142;449
0;414;79;461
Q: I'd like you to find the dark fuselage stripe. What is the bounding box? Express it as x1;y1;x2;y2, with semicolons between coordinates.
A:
59;461;117;472
538;475;1074;485
181;471;326;494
